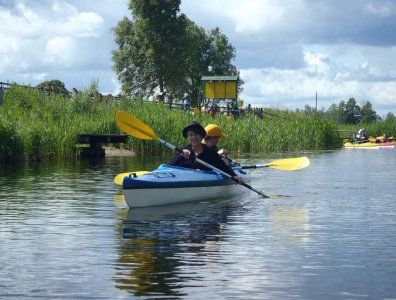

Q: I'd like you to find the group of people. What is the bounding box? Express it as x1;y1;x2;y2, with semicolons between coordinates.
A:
168;121;245;184
350;128;390;143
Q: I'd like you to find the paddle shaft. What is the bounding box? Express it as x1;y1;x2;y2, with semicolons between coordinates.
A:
242;165;265;169
159;139;269;198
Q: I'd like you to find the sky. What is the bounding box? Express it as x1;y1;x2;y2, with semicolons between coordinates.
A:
1;0;396;116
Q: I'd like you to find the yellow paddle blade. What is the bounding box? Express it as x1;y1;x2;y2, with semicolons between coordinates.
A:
115;111;159;141
114;171;150;185
263;157;310;171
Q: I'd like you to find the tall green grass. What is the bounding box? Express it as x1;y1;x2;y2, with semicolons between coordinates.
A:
337;120;396;140
0;85;342;163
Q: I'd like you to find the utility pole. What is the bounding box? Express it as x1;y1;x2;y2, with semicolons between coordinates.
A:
315;92;318;112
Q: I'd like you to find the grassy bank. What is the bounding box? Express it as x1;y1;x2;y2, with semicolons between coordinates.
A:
1;85;342;163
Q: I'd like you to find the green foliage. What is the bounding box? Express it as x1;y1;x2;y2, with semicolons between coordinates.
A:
301;98;380;125
360;101;379;123
112;0;240;105
0;85;343;163
112;0;187;99
36;79;69;96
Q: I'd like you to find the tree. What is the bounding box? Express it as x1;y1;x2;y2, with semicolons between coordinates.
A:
181;23;240;106
112;0;188;100
206;28;237;75
180;19;210;106
36;80;68;96
385;112;396;122
327;103;342;122
344;98;361;124
112;0;241;104
360;101;378;123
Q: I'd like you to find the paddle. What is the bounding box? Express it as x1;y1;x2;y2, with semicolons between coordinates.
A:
114;170;149;185
115;111;269;198
114;157;309;185
242;157;310;171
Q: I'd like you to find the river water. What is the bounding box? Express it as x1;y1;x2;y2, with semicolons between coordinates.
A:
1;149;395;299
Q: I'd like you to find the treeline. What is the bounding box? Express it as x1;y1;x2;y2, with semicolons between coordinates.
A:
0;85;341;163
298;97;396;124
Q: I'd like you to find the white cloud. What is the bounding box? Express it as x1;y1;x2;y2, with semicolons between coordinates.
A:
45;37;76;67
58;11;104;38
224;0;285;33
364;2;396;17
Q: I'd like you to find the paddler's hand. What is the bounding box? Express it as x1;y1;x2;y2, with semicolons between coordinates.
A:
232;176;245;185
181;149;191;159
218;148;228;156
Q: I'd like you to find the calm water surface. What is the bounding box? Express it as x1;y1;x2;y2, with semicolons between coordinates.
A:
1;150;395;299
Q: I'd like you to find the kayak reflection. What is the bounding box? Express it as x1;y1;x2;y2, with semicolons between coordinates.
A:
114;199;244;297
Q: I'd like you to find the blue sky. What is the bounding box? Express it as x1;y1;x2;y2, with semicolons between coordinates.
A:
1;0;396;116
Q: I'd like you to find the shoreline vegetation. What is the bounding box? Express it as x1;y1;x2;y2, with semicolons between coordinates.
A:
0;85;395;163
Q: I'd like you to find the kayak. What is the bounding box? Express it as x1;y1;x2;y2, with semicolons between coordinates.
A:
122;164;249;208
344;142;395;149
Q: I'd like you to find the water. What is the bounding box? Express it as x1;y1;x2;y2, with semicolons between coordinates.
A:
1;150;396;299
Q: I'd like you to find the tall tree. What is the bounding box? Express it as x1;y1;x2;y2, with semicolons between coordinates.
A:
112;0;241;104
385;112;396;122
360;101;378;123
182;23;239;105
344;98;361;124
112;0;187;99
179;19;210;106
207;27;237;76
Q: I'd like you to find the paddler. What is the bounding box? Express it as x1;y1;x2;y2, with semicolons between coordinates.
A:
356;128;368;142
202;124;239;167
168;121;245;184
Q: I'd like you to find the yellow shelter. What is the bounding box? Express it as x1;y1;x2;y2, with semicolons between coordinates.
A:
201;75;238;107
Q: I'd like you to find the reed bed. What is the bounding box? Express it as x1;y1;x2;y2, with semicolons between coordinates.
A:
0;85;341;163
339;121;396;140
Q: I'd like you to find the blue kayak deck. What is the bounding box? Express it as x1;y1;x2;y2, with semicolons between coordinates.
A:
122;164;245;189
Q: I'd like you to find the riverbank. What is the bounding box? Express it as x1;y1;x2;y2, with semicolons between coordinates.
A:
0;85;344;163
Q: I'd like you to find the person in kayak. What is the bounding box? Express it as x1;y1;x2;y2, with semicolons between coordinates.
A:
350;133;358;143
168;121;245;184
202;124;239;167
356;128;368;142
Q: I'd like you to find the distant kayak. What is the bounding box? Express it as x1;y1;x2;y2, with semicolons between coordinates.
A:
344;141;395;149
122;164;249;208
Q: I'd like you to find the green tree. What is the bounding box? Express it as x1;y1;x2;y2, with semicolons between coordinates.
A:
360;101;378;123
344;98;361;124
207;27;237;76
112;0;241;105
36;80;68;96
112;0;187;100
206;27;243;98
182;23;240;106
327;103;342;123
385;112;396;122
181;19;210;106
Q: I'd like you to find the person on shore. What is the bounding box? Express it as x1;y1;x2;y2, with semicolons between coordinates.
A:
168;121;244;184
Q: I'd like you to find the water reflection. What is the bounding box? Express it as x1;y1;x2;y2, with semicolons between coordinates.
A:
114;199;244;297
269;206;310;244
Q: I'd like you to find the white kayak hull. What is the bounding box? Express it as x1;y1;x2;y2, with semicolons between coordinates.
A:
122;164;249;208
123;184;246;207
